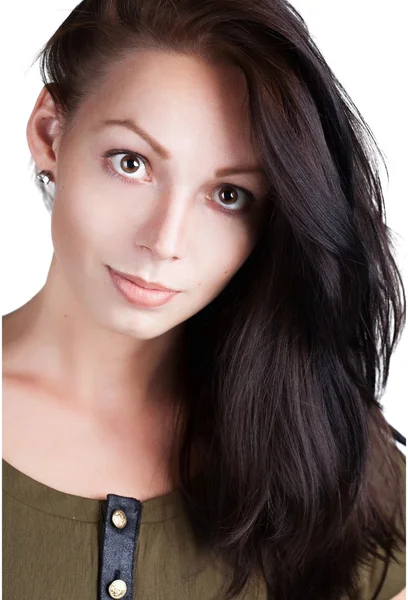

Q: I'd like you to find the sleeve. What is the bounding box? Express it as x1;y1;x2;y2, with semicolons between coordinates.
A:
357;449;406;600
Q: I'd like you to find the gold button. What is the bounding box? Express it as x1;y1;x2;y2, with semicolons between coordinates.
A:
111;509;127;529
108;579;127;599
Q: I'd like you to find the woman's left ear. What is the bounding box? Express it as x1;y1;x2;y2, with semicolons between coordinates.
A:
26;85;63;180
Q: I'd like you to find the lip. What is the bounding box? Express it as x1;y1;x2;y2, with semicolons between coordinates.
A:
108;267;180;309
110;268;178;292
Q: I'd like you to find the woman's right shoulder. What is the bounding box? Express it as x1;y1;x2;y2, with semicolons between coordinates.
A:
355;447;406;600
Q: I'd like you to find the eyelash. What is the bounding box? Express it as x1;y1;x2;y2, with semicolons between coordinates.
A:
101;148;256;218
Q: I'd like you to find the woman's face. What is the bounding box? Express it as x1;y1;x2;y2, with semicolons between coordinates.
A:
36;51;268;340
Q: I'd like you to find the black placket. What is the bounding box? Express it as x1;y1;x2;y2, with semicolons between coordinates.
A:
98;494;143;600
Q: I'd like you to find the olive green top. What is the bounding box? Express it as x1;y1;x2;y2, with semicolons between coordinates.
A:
2;452;406;599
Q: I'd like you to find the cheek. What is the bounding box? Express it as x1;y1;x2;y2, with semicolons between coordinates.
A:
195;228;255;294
50;189;103;274
52;181;112;248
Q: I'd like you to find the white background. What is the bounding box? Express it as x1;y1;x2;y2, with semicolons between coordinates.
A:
1;1;406;450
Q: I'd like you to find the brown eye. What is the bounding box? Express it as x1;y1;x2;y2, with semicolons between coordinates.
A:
121;155;142;173
109;152;149;180
214;185;252;212
220;187;238;205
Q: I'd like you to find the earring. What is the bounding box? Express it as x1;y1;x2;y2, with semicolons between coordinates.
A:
37;170;53;185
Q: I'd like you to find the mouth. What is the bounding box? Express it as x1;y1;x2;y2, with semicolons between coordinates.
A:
107;266;180;309
109;268;179;292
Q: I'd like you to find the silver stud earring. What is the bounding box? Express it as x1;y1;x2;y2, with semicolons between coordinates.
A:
37;170;53;185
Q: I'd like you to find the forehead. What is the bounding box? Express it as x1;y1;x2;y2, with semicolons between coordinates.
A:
92;50;249;108
76;50;257;159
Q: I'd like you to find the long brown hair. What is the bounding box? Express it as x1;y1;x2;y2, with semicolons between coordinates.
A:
31;1;405;598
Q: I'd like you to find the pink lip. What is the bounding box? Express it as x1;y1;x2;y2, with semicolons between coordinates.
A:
108;267;179;308
110;269;178;292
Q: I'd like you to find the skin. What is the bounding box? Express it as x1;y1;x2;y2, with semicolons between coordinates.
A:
2;48;405;600
2;50;269;501
392;590;406;600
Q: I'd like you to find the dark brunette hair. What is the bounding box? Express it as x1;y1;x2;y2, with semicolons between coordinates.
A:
31;1;405;599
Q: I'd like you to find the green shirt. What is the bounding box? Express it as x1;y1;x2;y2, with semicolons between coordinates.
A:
2;452;406;599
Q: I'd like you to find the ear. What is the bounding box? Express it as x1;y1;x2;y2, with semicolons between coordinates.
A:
26;85;63;179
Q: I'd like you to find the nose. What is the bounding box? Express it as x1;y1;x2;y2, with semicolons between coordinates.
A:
134;188;191;261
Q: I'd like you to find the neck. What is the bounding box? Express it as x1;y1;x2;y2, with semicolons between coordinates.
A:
3;256;187;418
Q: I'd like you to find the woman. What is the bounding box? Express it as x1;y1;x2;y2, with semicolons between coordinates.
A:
2;0;405;599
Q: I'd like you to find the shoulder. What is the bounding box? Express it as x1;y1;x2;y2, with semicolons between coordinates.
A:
356;449;406;600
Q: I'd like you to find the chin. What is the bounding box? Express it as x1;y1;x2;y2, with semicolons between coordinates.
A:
98;306;178;340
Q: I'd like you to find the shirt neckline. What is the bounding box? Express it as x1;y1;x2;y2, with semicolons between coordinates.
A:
2;458;184;524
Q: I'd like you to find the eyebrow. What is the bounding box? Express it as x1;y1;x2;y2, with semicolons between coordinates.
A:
100;118;265;177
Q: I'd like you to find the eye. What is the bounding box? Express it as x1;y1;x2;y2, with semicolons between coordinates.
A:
103;151;149;181
102;150;257;216
210;185;254;214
